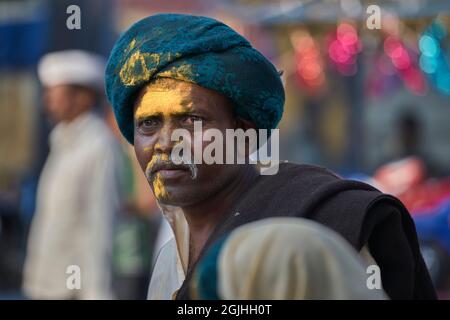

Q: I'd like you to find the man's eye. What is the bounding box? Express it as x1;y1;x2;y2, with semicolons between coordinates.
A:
143;119;155;126
184;115;202;125
137;118;160;132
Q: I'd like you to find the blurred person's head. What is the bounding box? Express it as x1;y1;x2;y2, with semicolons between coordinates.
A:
191;217;387;300
43;84;99;123
38;50;106;124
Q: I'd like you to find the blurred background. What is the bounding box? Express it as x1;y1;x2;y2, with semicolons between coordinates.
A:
1;0;450;299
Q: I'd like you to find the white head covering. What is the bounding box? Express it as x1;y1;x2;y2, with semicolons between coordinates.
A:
217;217;387;300
38;50;106;91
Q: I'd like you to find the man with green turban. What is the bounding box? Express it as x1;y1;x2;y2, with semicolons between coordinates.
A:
105;13;436;300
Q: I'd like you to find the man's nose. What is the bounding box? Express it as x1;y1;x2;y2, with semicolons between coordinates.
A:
154;123;174;154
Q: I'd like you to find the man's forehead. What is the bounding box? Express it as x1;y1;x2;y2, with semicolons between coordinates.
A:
133;79;231;117
134;88;202;116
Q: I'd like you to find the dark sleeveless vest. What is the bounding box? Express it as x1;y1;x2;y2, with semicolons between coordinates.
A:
175;163;436;300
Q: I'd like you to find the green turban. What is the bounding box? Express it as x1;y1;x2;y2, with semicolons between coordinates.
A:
105;13;284;144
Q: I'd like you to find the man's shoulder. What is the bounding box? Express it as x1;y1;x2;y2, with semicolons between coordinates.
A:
228;162;387;246
259;162;378;199
276;162;340;179
80;115;123;156
84;114;117;144
257;162;338;191
228;162;377;229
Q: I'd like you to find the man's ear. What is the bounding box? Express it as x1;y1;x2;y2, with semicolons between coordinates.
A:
234;117;258;158
235;117;257;131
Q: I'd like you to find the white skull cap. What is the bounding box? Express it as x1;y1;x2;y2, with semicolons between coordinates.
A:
38;50;106;91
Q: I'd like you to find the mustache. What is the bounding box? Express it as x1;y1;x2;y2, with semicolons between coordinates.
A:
145;155;198;180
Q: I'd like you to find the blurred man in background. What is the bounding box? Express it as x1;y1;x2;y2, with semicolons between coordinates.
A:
22;50;124;299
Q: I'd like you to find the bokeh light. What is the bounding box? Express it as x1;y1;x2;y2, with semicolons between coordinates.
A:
327;22;362;76
418;21;450;95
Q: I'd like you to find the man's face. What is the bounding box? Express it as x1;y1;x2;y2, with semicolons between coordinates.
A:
133;78;242;207
43;85;94;123
43;85;76;123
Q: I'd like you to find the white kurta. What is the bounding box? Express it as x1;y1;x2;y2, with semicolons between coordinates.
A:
23;112;124;299
147;206;188;300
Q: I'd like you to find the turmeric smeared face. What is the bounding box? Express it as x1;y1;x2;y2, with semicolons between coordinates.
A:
133;78;239;206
